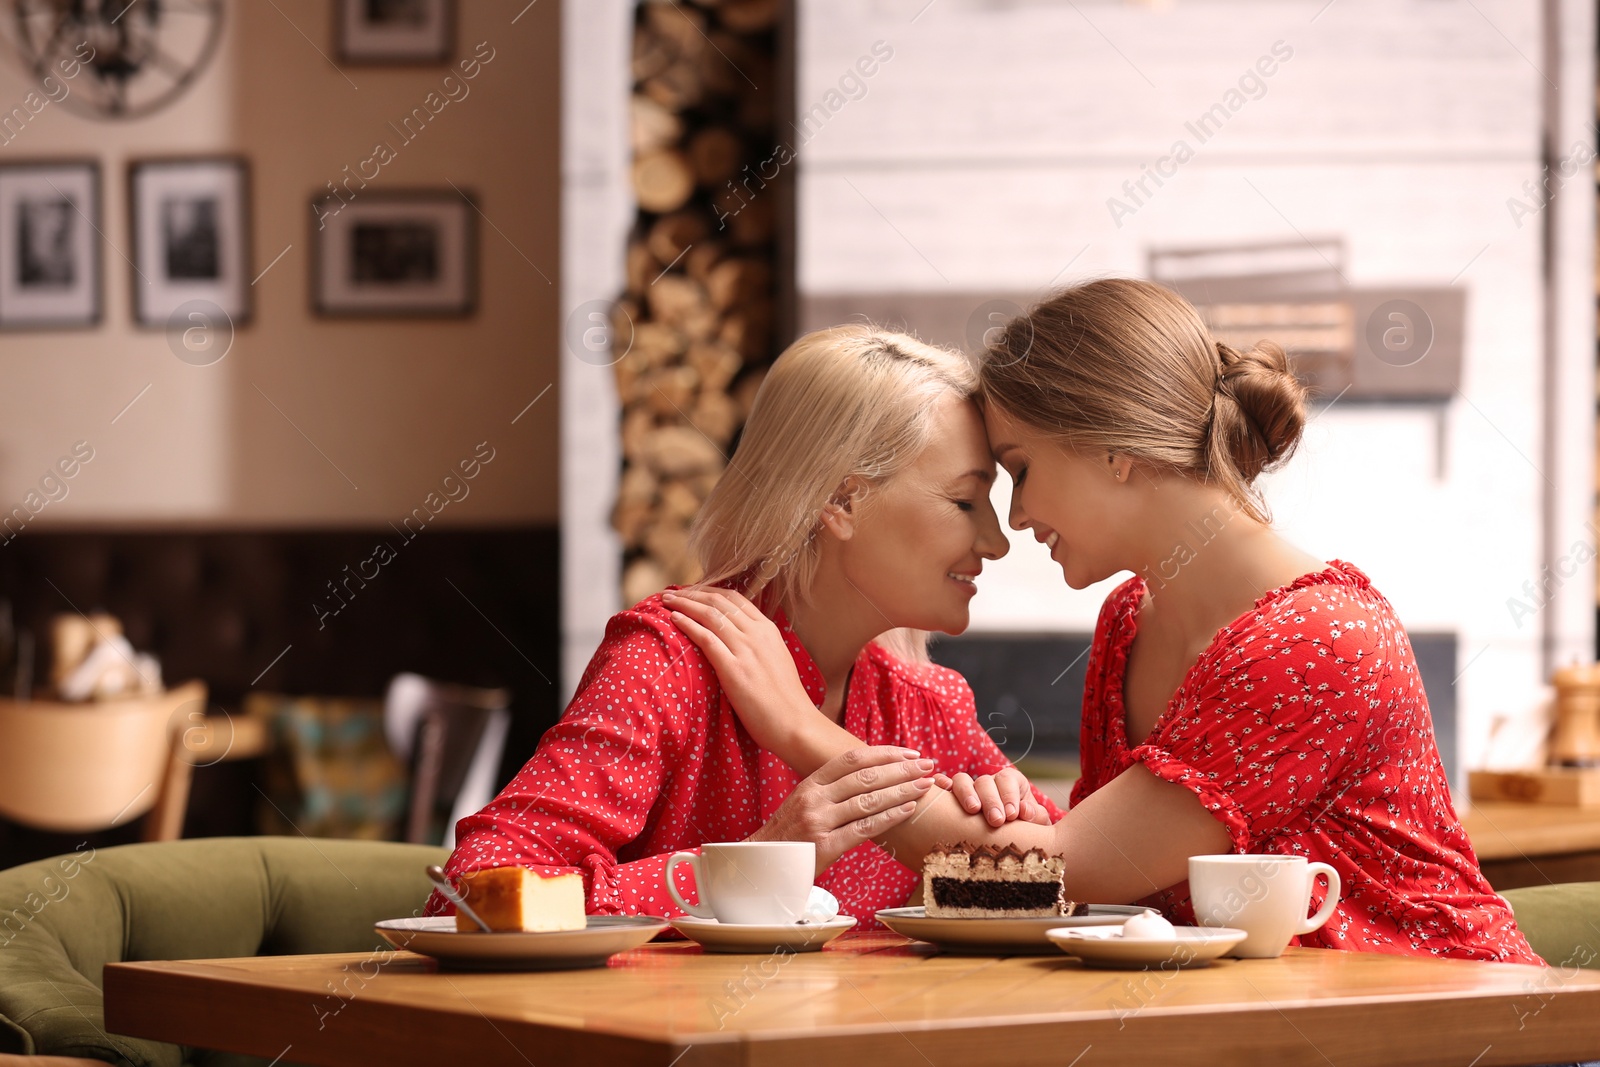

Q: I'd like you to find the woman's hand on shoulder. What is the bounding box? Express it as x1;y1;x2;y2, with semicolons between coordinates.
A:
934;768;1054;827
664;587;814;756
750;745;936;873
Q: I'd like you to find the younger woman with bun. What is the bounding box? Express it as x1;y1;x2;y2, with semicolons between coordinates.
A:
669;278;1541;963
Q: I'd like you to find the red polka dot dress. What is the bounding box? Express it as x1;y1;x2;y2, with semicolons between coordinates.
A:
1071;561;1542;965
426;591;1062;926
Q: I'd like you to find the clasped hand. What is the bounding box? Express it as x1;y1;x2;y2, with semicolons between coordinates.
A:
663;587;1051;872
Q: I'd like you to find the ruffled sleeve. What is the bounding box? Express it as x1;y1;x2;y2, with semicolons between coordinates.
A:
1125;742;1254;852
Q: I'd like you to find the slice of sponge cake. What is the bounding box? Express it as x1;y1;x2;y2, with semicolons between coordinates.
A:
454;867;586;933
922;842;1077;919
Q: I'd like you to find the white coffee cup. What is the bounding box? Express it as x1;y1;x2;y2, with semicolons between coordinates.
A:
666;841;815;924
1188;854;1341;959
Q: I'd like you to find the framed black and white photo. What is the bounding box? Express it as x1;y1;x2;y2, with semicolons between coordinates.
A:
312;190;476;317
129;157;250;327
0;161;100;329
336;0;453;64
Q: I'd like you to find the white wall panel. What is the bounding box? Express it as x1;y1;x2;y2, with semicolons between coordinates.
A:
561;0;633;700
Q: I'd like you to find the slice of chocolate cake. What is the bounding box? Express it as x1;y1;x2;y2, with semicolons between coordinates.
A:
923;841;1083;919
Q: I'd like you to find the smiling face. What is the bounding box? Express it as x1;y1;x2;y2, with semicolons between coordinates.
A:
984;403;1143;590
825;392;1010;635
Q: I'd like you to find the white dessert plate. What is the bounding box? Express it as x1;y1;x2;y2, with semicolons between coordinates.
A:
874;905;1146;954
1046;925;1248;969
374;915;669;970
670;915;857;953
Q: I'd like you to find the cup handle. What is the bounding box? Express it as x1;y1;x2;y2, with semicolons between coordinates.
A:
665;851;714;919
1295;861;1341;935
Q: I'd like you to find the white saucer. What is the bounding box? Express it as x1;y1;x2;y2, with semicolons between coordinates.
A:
670;915;857;953
1046;925;1249;968
875;905;1145;955
374;915;668;970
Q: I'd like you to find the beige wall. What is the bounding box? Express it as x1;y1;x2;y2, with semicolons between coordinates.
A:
0;0;559;527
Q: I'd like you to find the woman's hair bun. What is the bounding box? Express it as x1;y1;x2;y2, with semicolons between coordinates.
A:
976;277;1306;525
1208;339;1307;481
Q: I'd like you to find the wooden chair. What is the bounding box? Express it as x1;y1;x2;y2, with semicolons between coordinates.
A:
0;681;207;842
384;673;511;847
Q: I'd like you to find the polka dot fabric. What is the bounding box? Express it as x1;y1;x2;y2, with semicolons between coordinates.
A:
1071;561;1542;965
425;590;1062;927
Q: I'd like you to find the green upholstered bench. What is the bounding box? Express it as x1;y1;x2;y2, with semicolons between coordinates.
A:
1502;882;1600;971
0;837;447;1066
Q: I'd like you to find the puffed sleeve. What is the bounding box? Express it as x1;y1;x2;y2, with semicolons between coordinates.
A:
1124;591;1383;853
425;605;701;917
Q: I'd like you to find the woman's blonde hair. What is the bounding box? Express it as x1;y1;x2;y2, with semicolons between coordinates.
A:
979;277;1306;524
690;324;977;661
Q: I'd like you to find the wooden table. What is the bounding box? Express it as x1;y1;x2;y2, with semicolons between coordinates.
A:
104;932;1600;1067
1462;801;1600;889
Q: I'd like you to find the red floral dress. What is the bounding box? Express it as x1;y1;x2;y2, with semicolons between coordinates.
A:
426;591;1062;927
1071;560;1542;964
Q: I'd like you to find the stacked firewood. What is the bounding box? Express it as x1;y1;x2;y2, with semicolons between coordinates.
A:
612;0;785;606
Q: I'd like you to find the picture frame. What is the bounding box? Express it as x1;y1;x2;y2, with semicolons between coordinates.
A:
0;160;101;329
335;0;454;64
311;189;477;318
129;156;251;327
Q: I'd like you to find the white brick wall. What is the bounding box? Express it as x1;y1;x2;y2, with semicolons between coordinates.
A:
560;0;632;699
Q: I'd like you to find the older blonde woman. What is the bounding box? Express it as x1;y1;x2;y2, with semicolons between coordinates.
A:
428;325;1056;925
